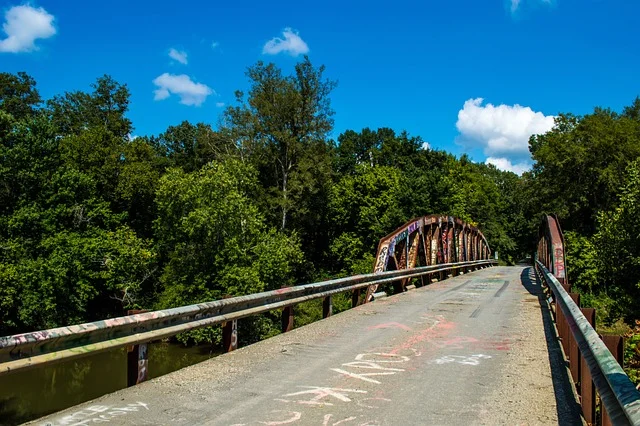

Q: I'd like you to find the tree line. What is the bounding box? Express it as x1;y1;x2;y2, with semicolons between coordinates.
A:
1;59;639;343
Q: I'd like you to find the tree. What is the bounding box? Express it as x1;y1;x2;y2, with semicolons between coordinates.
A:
154;159;304;344
154;121;230;172
155;159;303;304
0;76;157;335
529;102;640;234
0;72;41;121
47;74;132;139
328;165;404;275
224;57;337;231
116;138;165;237
443;156;518;262
592;160;640;321
334;128;451;221
0;226;156;334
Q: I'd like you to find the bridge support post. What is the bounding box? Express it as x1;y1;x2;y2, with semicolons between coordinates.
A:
126;309;149;387
282;306;294;332
127;343;148;387
568;293;581;384
558;284;571;355
601;335;625;426
580;308;596;425
223;319;238;352
352;289;361;307
418;275;425;288
323;296;332;318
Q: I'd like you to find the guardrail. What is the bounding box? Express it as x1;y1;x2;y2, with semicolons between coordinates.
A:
0;259;496;386
535;260;640;426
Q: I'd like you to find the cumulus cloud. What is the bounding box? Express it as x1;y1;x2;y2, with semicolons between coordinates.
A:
263;28;309;56
0;4;56;53
486;157;531;175
456;97;555;162
153;73;213;106
420;142;431;150
168;48;187;64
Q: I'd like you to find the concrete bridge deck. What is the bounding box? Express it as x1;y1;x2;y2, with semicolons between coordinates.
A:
33;266;582;426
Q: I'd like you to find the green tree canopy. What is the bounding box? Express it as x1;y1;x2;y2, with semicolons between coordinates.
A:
155;159;304;310
223;56;337;231
529;102;640;233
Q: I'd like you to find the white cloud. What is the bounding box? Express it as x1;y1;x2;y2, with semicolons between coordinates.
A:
420;142;431;150
0;5;56;53
215;102;225;108
263;28;309;56
152;73;213;106
486;157;530;175
168;48;187;64
211;41;219;50
456;98;555;161
509;0;555;15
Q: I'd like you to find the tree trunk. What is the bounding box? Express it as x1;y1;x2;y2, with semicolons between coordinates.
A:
281;169;288;230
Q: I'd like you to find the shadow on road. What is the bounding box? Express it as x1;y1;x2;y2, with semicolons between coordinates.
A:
520;266;584;425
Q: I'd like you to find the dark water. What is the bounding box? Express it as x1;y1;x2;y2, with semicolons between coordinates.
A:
0;342;219;425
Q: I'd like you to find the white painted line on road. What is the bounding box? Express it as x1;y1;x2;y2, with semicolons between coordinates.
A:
430;354;492;366
330;368;396;384
322;414;357;425
278;386;368;406
257;410;302;425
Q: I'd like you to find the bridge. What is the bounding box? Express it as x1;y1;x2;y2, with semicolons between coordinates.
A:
1;215;640;425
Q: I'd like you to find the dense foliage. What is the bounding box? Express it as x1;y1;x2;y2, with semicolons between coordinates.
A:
529;100;640;325
1;59;638;347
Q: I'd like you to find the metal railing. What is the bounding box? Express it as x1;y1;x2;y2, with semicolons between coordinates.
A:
535;260;640;426
0;259;496;383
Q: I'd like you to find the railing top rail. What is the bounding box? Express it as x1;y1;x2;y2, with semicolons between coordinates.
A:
0;259;496;375
536;260;640;425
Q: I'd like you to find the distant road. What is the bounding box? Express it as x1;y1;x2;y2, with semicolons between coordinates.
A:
33;266;582;426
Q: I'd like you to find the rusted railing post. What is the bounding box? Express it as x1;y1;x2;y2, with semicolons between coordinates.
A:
569;293;581;384
580;308;596;424
126;309;149;387
223;319;238;352
601;335;625;426
323;296;332;318
127;343;148;387
559;284;571;356
352;288;361;307
555;295;565;344
282;306;294;333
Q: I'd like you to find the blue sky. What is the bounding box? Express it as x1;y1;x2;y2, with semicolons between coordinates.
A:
1;0;639;173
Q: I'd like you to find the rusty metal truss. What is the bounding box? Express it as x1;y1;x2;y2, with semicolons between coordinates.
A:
366;215;493;302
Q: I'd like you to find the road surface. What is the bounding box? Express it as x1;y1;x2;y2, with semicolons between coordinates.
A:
32;266;582;426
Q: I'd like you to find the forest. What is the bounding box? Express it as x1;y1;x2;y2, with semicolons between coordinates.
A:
1;58;640;348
